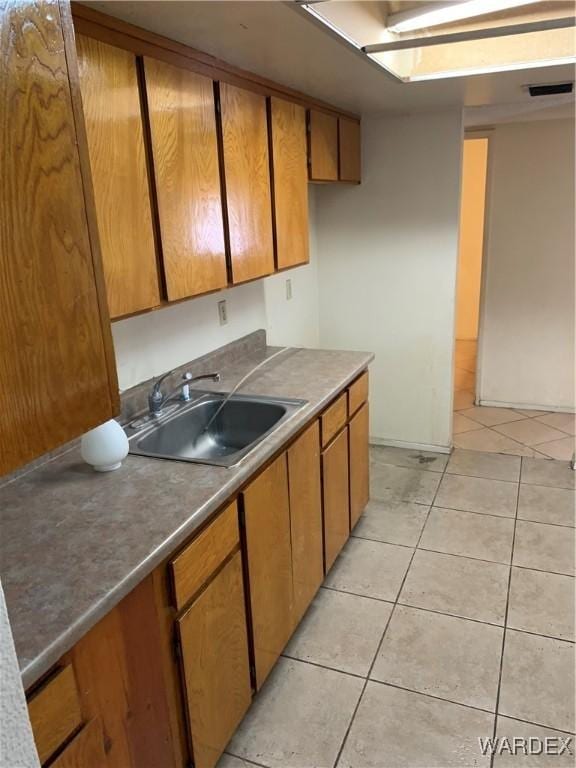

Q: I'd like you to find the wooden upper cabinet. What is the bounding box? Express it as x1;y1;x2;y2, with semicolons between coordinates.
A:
339;117;361;183
242;454;293;689
269;98;309;269
144;58;228;301
308;109;338;181
219;83;274;284
76;35;160;318
178;552;251;768
0;0;118;477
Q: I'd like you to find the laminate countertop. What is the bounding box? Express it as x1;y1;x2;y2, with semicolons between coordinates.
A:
0;345;373;690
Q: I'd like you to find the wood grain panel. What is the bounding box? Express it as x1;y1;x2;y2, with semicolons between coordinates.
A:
51;719;107;768
349;403;370;529
76;34;160;318
0;0;115;476
242;454;294;689
269;97;309;269
27;665;82;764
339;117;361;183
321;392;348;448
170;502;239;611
348;370;369;417
178;552;251;768
144;57;227;300
287;421;323;624
220;83;274;283
322;429;350;572
308;110;338;181
68;575;176;768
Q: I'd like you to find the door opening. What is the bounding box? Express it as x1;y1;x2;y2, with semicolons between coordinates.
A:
453;136;489;416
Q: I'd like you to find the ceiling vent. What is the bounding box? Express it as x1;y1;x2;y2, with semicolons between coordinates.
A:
528;82;574;97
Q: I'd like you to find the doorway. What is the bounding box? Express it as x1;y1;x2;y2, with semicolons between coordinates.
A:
453;137;489;422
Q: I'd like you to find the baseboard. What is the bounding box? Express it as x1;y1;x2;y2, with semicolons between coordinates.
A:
370;436;452;455
478;399;575;414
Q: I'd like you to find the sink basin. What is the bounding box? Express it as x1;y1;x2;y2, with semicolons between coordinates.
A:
125;393;306;467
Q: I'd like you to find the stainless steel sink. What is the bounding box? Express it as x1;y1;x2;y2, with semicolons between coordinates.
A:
124;392;307;467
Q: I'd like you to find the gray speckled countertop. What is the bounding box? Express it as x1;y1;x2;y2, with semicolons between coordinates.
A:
0;344;373;690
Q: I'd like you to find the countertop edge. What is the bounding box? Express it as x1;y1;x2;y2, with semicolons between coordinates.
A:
20;351;374;689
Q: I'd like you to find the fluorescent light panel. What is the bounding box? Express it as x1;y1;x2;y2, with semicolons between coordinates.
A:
370;54;576;79
388;0;544;33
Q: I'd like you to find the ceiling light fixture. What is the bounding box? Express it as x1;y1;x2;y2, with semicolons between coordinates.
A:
387;0;544;34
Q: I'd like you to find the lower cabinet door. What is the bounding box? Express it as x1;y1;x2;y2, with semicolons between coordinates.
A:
322;429;351;572
349;402;370;529
50;718;107;768
288;421;323;624
177;552;251;768
242;454;294;689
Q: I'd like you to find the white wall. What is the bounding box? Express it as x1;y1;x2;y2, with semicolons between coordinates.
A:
314;111;463;451
478;118;575;411
112;198;320;391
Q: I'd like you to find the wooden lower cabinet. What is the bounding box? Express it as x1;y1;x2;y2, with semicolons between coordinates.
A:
287;421;323;624
322;429;351;572
349;402;370;529
177;552;251;768
242;454;294;689
50;718;107;768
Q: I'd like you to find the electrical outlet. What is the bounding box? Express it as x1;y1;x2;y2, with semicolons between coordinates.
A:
217;300;227;325
285;278;293;301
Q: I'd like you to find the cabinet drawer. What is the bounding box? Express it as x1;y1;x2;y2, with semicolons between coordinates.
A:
50;718;107;768
321;392;348;448
28;665;83;764
170;502;239;611
348;371;369;417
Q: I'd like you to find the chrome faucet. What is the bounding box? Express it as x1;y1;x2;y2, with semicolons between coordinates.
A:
148;370;220;417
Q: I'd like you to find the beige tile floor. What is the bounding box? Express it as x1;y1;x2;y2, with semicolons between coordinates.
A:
218;447;575;768
453;339;576;460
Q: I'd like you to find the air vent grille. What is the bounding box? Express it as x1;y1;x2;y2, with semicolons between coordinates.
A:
528;82;574;97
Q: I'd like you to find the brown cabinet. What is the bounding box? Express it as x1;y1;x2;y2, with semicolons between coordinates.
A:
269;97;309;269
288;421;323;623
322;428;351;572
220;83;275;284
349;402;370;529
339;117;362;183
1;0;119;477
177;552;251;768
308;109;338;181
50;719;107;768
144;58;227;301
242;454;294;689
76;35;161;318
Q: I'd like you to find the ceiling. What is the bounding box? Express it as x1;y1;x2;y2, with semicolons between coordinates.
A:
82;1;576;118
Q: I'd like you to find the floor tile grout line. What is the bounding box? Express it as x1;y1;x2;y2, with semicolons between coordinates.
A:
280;653;366;681
223;753;270;768
489;456;523;768
429;504;518;522
320;583;574;643
331;459;453;768
367;678;498;717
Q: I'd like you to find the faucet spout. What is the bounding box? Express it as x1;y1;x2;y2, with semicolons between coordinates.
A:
148;371;220;417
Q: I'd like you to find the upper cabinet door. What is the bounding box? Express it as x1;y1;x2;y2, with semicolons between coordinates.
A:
308;110;338;181
269;98;309;269
76;35;160;318
339;117;361;183
219;83;274;284
1;0;118;476
144;58;228;301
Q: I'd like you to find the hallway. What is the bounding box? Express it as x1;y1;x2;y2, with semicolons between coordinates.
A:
453;340;576;460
